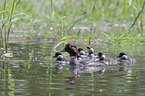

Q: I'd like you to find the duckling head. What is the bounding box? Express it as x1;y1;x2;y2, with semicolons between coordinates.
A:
98;51;106;60
78;47;85;55
87;45;94;55
52;52;63;61
117;52;128;60
52;52;62;58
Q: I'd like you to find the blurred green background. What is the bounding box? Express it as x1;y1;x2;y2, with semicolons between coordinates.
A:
0;0;145;44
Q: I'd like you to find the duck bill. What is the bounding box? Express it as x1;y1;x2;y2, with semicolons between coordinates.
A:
61;48;67;52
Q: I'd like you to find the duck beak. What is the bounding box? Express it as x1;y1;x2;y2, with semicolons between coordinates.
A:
61;48;66;52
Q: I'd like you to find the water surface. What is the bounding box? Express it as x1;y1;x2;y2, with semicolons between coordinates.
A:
0;41;145;96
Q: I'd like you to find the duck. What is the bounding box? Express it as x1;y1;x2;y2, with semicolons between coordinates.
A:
86;45;95;58
117;52;136;64
52;51;68;64
52;52;63;61
61;43;106;66
77;47;88;60
61;43;95;66
61;43;79;66
78;47;85;56
96;51;117;65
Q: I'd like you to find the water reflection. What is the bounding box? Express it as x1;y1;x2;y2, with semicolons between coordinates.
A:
1;42;145;96
54;62;64;73
0;61;15;96
118;62;127;72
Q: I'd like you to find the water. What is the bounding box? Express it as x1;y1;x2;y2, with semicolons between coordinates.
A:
0;41;145;96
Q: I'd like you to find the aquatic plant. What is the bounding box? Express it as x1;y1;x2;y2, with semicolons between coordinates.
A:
0;0;21;53
1;0;145;45
102;0;145;44
88;0;96;45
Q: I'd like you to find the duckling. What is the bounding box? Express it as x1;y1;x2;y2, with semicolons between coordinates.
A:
97;51;117;65
52;52;65;73
87;45;94;58
61;43;106;66
117;52;136;64
78;47;87;60
52;52;63;61
52;51;68;64
78;47;85;56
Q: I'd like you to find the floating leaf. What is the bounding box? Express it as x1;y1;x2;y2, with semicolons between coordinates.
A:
2;53;13;57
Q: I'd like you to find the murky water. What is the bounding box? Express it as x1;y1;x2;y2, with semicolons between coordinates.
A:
0;41;145;96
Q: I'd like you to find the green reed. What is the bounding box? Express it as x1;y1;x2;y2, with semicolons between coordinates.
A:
1;0;145;45
0;0;19;53
0;0;7;46
88;1;96;45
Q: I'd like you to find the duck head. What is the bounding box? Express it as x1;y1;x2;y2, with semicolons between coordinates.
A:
117;52;128;60
52;52;63;61
61;43;78;57
78;47;85;55
52;52;62;58
98;51;106;60
87;45;94;55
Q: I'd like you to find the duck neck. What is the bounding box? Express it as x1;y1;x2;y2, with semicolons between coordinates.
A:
70;56;77;66
56;55;63;61
121;55;128;60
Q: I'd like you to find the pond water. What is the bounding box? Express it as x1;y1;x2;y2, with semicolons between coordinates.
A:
0;41;145;96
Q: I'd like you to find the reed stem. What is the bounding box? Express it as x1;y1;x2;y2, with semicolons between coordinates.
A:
129;0;145;31
89;1;96;45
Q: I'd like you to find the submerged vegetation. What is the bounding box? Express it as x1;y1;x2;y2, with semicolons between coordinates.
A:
0;0;145;52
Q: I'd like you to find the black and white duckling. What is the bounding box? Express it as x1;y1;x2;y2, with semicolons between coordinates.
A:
87;45;94;58
97;51;117;65
78;47;85;56
77;47;87;60
52;52;63;61
52;51;68;64
52;52;65;73
117;52;136;64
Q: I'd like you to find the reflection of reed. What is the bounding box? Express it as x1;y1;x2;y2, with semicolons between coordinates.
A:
0;60;15;96
1;61;6;95
0;61;3;91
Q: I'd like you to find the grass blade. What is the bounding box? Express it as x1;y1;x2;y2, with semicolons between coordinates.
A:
89;1;96;44
129;0;145;31
7;0;16;41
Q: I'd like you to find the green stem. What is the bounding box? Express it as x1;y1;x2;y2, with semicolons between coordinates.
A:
1;0;6;46
129;0;145;31
7;0;15;41
89;1;96;45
